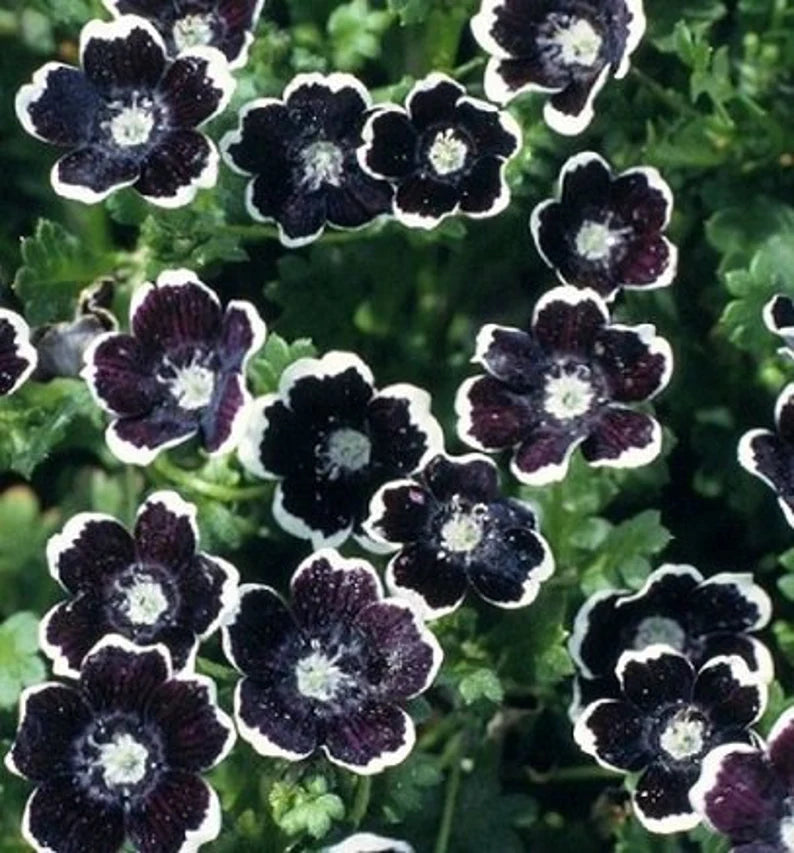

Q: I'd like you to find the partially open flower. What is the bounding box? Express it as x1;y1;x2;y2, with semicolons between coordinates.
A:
455;285;673;485
530;152;677;300
102;0;264;69
364;453;554;619
16;16;234;206
222;549;442;774
41;490;238;676
0;309;37;396
238;351;443;548
82;269;266;465
569;564;773;716
357;73;521;229
322;834;414;853
690;707;794;852
470;0;646;134
764;293;794;359
221;73;393;248
738;383;794;527
5;635;235;853
574;645;767;833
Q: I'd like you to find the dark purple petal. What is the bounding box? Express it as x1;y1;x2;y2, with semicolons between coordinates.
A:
618;235;675;287
699;634;773;681
457;375;535;450
325;171;394;229
424;453;500;504
285;357;373;421
81;18;167;93
768;708;794;788
244;398;305;478
739;429;794;526
456;99;520;158
765;294;794;338
560;152;613;208
368;388;440;478
108;408;198;463
285;75;370;138
0;312;35;395
277;474;363;543
150;625;199;673
617;647;694;712
41;595;107;676
200;372;246;454
387;544;468;617
593;326;672;403
546;71;606;134
512;427;579;484
157;52;228;127
693;658;765;728
361;110;418;180
323;702;414;773
611;169;670;232
134;491;197;569
268;189;327;246
406;75;463;129
777;386;794;442
474;324;543;390
687;574;772;636
574;699;650;771
219;302;262;369
485;56;564;101
84;333;159;416
394;175;459;225
580;407;661;467
569;589;623;679
223;101;292;175
368;482;432;544
632;761;699;833
459;156;506;216
135;130;216;204
8;685;92;781
532;287;607;355
53;147;139;201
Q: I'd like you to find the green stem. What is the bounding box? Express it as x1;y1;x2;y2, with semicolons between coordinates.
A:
631;67;701;119
151;455;271;503
433;734;464;853
450;56;486;81
526;764;618;784
349;776;372;827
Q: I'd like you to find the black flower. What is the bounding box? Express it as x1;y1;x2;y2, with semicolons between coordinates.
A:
5;635;235;853
574;645;767;833
764;293;794;359
221;73;394;248
102;0;265;69
15;16;234;206
322;835;414;853
569;564;773;716
357;73;521;229
530;152;677;300
83;269;266;465
455;285;673;485
222;549;442;774
0;309;37;396
690;708;794;853
363;453;554;618
470;0;646;134
238;351;443;548
41;490;238;677
738;383;794;528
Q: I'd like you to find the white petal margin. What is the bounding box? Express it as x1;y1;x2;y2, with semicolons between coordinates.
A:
614;563;702;611
378;597;444;695
482;55;561;106
532;282;610;330
620;165;675;229
767;704;794;752
38;600;87;679
105;418;197;467
130;268;222;328
273;482;354;550
80;331;122;413
700;572;773;632
738;426;794;528
510;434;585;487
284;71;372;109
374;382;445;470
472;322;526;368
79;15;168;66
220;582;282;673
477;530;555;610
567;588;624;679
543;65;611;137
688;741;761;830
139;488;200;543
220;97;283;177
290;547;386;603
404;72;465;118
83;632;175;679
280;350;375;408
454;375;505;454
697;654;768;727
616;0;647;79
528;198;558;275
385;556;465;621
763;294;794;350
571;698;629;772
138;133;220;210
174;779;223;853
614;642;692;694
0;309;38;394
50;153;139;205
585;409;663;471
632;783;701;835
45;511;128;588
173;671;237;767
176;46;236;126
357;104;409;181
469;0;515;60
243;177;328;248
226;0;267;70
362;478;420;549
322;832;414;853
14;62;84;143
236;392;280;480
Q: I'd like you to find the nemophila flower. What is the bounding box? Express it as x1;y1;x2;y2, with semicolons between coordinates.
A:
455;285;673;485
530;152;677;300
5;635;235;853
569;564;773;716
238;351;443;548
221;549;442;774
363;453;554;619
470;0;646;134
322;834;414;853
15;16;234;206
83;269;266;465
102;0;265;69
574;645;767;833
0;309;37;396
357;73;522;229
691;707;794;852
41;490;238;677
764;293;794;358
738;383;794;527
221;73;394;248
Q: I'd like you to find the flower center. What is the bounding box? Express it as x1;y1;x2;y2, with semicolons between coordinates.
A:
295;650;349;702
301;141;345;192
98;733;149;788
540;15;603;67
659;711;707;761
780;816;794;851
172;13;215;51
319;427;372;478
122;580;169;626
108;96;155;148
632;616;686;653
428;128;469;176
440;498;487;553
576;219;627;261
543;368;595;421
170;362;216;410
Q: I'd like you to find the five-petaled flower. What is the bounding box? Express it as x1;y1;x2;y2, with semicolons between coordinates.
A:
0;309;37;396
455;285;673;485
15;16;234;206
363;453;554;619
574;645;767;833
238;350;443;548
221;549;443;775
221;73;394;248
530;152;677;300
102;0;265;69
690;706;794;852
738;383;794;528
5;635;235;853
41;490;239;677
357;72;521;229
470;0;646;134
568;563;773;717
764;293;794;359
82;268;266;466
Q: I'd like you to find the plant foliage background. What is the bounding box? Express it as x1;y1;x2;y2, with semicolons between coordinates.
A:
1;0;794;850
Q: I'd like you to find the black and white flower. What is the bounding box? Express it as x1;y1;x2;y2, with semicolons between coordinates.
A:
690;707;794;852
738;383;794;528
5;635;235;853
15;16;234;206
455;285;673;485
364;453;554;619
221;73;394;248
357;73;521;229
530;152;677;300
574;645;767;833
0;309;37;396
322;834;414;853
222;549;442;775
41;490;238;677
238;351;443;548
102;0;265;69
470;0;646;134
764;293;794;359
569;563;773;716
82;268;266;465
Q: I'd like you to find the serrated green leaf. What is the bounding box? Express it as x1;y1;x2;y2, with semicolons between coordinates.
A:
327;0;393;70
0;612;46;709
458;667;504;706
247;333;317;395
387;0;428;24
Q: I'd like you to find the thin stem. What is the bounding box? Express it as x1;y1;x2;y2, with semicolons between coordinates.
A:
349;776;372;827
433;734;464;853
151;455;271;503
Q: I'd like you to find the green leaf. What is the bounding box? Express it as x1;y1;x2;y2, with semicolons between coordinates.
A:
458;667;504;706
269;776;344;840
327;0;393;70
247;333;317;395
0;612;46;709
706;201;794;272
0;487;59;582
387;0;429;25
378;751;442;821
